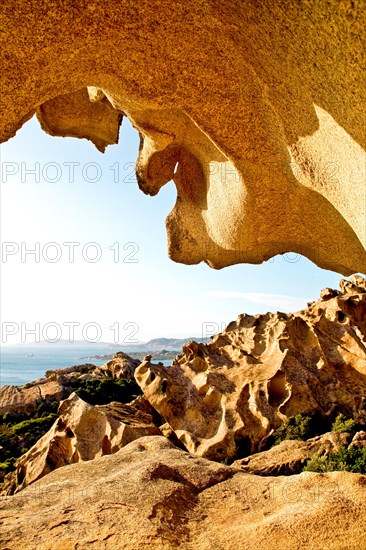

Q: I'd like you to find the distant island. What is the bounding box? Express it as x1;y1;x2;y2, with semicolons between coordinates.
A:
79;336;208;361
12;336;206;352
105;336;206;352
79;349;179;362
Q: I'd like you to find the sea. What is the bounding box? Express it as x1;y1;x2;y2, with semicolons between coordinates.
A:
0;344;172;387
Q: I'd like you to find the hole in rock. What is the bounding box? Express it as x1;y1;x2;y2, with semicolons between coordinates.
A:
268;371;288;408
102;435;112;455
337;310;346;323
65;427;74;438
234;433;252;460
16;465;26;485
0;110;349;392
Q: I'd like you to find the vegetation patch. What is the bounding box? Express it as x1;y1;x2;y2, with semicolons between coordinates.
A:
303;446;366;474
69;376;141;406
0;376;142;483
268;413;330;448
267;412;364;451
331;413;358;434
0;409;57;478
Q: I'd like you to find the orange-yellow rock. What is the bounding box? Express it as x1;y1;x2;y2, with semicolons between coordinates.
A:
135;276;366;460
1;1;365;273
2;393;161;495
1;436;365;550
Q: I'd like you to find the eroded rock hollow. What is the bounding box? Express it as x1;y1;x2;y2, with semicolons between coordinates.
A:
1;1;365;274
135;276;366;461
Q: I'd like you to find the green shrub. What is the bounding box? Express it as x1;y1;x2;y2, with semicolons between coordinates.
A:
270;413;326;447
303;446;366;474
0;400;59;426
0;457;16;474
35;400;59;418
0;376;141;480
7;415;57;441
0;414;57;470
69;377;141;406
331;413;357;434
2;412;12;422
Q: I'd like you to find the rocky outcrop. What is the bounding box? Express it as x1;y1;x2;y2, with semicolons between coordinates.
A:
2;393;161;495
1;2;365;274
0;379;70;417
350;430;366;449
135;276;366;461
92;351;140;380
44;363;96;381
37;88;122;153
233;431;358;476
0;354;140;417
1;436;365;550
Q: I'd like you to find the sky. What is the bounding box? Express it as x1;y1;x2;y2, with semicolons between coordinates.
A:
0;115;352;345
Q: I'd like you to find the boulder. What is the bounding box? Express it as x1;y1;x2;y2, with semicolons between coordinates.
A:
350;430;366;449
0;354;140;418
2;393;161;495
45;363;95;381
0;379;70;417
233;431;353;476
92;352;140;380
1;436;365;549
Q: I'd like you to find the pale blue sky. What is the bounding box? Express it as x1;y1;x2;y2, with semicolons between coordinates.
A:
0;116;347;344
